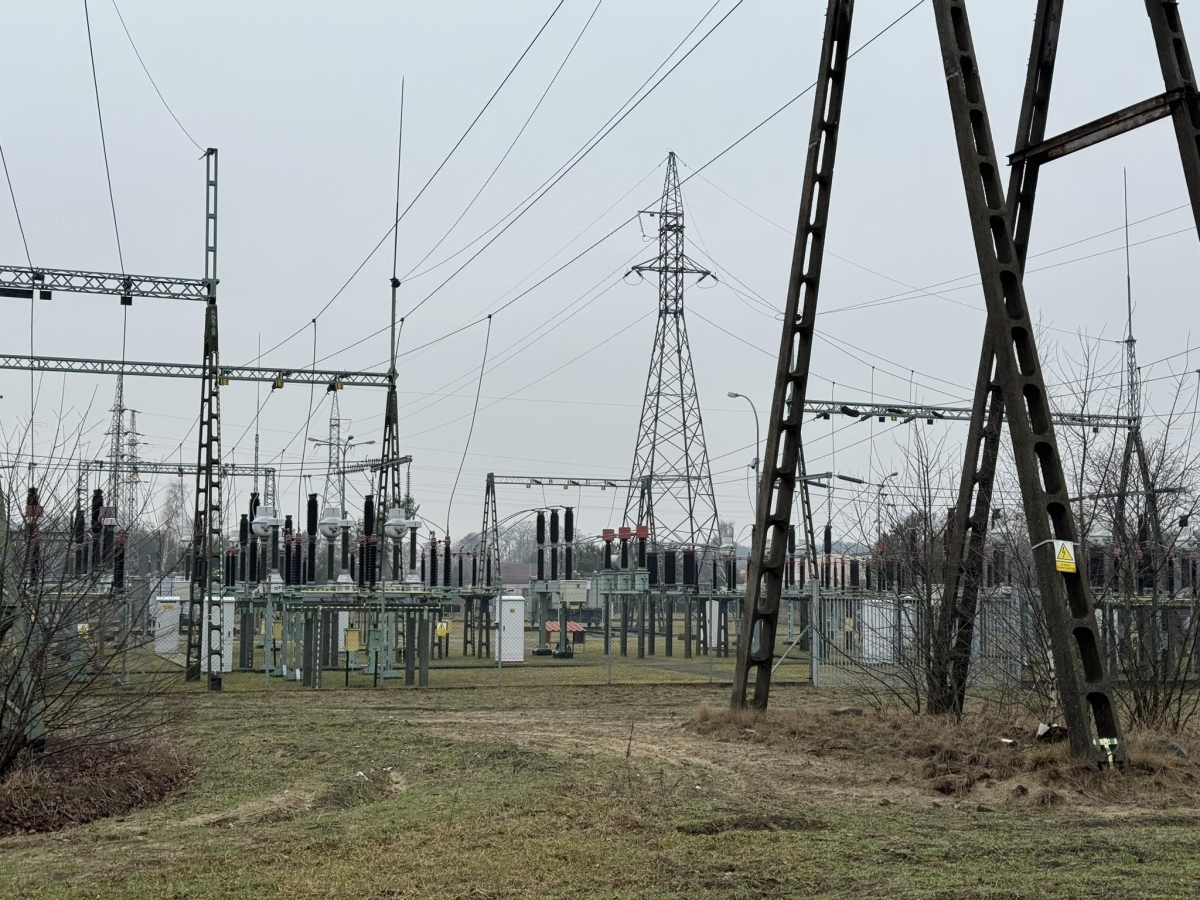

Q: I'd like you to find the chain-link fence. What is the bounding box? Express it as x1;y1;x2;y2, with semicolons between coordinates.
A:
144;583;1042;693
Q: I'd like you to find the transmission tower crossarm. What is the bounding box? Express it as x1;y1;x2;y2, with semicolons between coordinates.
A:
933;0;1123;765
731;0;855;711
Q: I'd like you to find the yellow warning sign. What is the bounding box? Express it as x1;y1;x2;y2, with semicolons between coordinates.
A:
1054;540;1076;574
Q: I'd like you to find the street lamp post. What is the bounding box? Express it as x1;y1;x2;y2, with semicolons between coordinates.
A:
728;391;761;496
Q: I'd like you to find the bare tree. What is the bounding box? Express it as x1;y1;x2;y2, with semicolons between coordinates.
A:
1;414;181;779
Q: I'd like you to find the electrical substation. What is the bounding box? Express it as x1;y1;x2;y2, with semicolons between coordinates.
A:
3;0;1200;784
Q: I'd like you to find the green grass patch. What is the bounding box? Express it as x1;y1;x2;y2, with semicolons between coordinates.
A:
1;685;1198;899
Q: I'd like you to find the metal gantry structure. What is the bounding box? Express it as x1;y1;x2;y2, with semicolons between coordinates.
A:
624;152;720;560
0;354;390;387
0;148;397;689
732;0;1200;767
190;148;223;689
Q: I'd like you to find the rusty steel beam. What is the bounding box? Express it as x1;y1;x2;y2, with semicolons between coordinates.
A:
1009;89;1184;167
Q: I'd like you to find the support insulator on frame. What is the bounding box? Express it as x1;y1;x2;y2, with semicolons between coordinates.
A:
430;536;439;587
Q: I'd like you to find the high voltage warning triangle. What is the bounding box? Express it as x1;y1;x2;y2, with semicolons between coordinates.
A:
1054;540;1076;574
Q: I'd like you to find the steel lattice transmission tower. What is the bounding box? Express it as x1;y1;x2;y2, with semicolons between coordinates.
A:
321;389;343;515
624;152;719;556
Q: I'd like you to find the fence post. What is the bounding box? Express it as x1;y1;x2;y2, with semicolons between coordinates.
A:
606;600;613;685
810;579;821;687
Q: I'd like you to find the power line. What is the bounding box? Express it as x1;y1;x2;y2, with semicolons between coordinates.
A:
680;0;926;186
445;316;492;534
312;211;636;368
251;0;567;364
83;0;126;274
308;1;925;384
405;0;603;279
396;1;725;287
402;309;656;442
398;0;748;323
109;0;204;153
0;142;33;268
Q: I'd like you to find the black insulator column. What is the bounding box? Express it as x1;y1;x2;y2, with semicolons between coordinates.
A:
270;522;280;574
249;493;261;583
787;526;796;587
471;552;478;587
683;548;696;587
550;509;559;581
341;523;350;574
238;514;249;582
536;511;546;581
408;525;418;577
113;535;127;590
636;525;647;568
224;546;235;588
648;552;659;586
603;529;614;570
73;505;85;575
443;537;451;587
564;507;574;580
618;526;629;569
102;519;115;568
420;550;426;586
306;494;317;584
25;488;42;584
485;552;492;587
664;550;677;586
363;496;376;587
90;488;103;575
283;536;293;586
430;537;439;587
458;552;464;588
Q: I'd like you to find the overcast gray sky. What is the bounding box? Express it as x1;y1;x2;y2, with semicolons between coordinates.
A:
2;0;1198;544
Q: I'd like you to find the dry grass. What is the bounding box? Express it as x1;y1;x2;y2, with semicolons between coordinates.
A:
0;742;194;836
688;701;1200;808
2;685;1200;899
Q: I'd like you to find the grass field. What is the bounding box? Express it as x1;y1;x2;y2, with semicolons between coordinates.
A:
2;683;1199;899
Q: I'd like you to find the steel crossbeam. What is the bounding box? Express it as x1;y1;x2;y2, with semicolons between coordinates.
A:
806;399;1133;429
0;265;208;301
0;354;390;387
